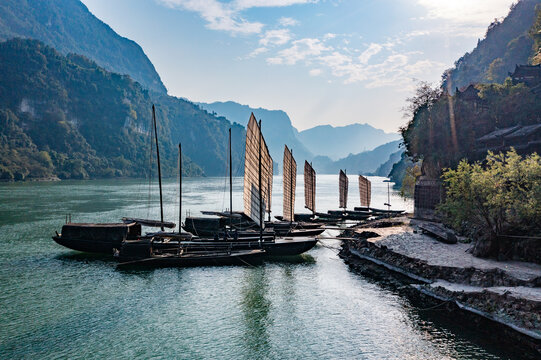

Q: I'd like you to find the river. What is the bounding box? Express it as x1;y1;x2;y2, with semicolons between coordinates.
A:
0;176;512;359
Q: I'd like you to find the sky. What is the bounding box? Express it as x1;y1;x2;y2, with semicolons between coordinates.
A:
81;0;515;133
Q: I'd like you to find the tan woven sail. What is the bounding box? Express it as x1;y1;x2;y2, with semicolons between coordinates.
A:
339;169;348;209
358;175;371;208
282;145;297;222
304;161;316;213
243;113;273;228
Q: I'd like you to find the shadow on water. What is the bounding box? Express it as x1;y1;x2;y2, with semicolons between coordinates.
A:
55;252;115;264
265;253;316;265
240;267;272;357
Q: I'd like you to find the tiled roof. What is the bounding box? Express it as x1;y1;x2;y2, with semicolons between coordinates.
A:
477;125;521;142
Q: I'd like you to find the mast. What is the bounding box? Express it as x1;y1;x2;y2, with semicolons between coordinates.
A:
179;143;182;233
258;120;263;241
311;162;315;216
290;149;293;225
303;160;316;216
339;169;348;211
229;128;233;229
152;104;164;231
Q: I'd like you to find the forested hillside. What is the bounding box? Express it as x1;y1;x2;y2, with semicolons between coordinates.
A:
0;39;244;180
443;0;541;91
0;0;166;94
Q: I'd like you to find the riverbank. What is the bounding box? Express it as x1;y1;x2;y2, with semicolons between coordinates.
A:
338;216;541;358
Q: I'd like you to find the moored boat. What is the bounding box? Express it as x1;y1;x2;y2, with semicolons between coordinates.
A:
53;222;142;254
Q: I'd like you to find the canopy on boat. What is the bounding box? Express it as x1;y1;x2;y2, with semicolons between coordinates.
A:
243;113;273;228
339;169;348;209
304;160;316;213
282;145;297;222
358;175;371;208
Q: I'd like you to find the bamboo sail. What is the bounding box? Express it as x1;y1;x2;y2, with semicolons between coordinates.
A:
358;175;371;208
304;161;316;214
243;113;273;229
282;145;297;222
339;169;348;210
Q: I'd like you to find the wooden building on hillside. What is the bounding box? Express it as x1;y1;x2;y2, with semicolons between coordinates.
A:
509;64;541;87
475;123;541;156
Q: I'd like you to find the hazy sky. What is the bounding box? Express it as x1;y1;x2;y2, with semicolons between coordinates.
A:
82;0;514;133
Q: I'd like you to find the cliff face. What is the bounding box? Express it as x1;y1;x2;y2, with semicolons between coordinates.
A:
0;0;167;94
0;39;246;180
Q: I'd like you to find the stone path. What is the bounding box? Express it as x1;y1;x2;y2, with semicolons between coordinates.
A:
356;217;541;283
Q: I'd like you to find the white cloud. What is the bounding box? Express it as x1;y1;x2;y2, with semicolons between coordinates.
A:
158;0;315;35
417;0;512;23
265;33;444;90
358;43;382;64
271;38;330;65
158;0;263;34
278;17;299;27
259;29;292;46
247;47;269;58
234;0;316;9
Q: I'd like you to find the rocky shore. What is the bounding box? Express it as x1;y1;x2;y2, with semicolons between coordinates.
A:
338;216;541;358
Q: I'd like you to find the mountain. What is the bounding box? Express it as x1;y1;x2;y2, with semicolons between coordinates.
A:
0;39;245;180
311;140;401;175
298;124;400;160
197;101;313;171
0;0;166;94
443;0;541;91
373;149;404;177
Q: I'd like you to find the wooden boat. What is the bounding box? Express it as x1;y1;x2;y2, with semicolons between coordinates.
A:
182;115;323;254
354;206;405;215
53;222;142;254
52;105;179;255
119;234;316;260
117;248;265;268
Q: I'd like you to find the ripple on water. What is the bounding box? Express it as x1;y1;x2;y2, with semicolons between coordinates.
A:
0;177;510;359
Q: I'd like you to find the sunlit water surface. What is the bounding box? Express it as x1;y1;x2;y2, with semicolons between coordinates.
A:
0;176;512;359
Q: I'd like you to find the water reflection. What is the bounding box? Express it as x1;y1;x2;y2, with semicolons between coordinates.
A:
240;267;272;357
0;178;515;359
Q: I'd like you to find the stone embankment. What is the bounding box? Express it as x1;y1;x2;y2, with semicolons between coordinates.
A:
338;216;541;357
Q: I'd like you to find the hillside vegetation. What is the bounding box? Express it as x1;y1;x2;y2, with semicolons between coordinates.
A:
0;0;166;94
0;39;244;180
443;0;541;91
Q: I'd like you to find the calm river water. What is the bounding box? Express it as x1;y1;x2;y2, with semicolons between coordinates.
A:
0;175;514;359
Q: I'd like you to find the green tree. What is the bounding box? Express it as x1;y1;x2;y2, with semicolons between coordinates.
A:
438;149;541;258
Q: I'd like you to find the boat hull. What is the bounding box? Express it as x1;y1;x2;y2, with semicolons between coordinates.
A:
117;249;265;268
53;236;117;254
52;223;142;255
262;238;318;256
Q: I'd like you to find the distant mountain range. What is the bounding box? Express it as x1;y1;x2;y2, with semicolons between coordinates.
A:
0;0;166;94
198;101;399;173
196;101;313;169
298;124;400;160
311;140;402;175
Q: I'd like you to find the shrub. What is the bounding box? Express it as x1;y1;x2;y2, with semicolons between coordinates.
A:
439;149;541;257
